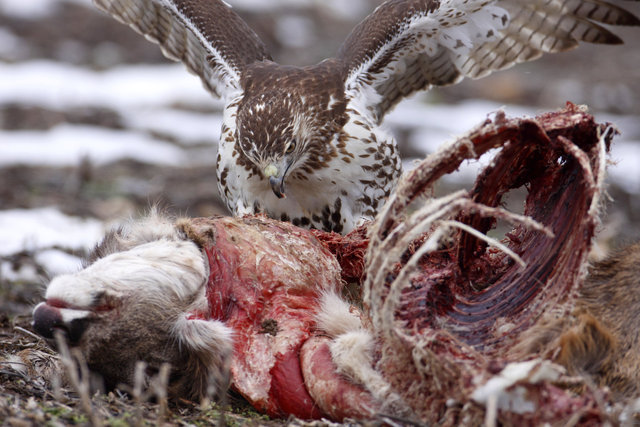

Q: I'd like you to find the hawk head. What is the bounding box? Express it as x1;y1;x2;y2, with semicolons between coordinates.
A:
236;88;308;198
236;62;348;199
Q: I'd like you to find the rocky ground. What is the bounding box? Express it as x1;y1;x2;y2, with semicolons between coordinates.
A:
1;0;639;425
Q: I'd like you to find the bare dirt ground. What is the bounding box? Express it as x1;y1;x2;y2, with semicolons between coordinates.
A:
1;0;639;425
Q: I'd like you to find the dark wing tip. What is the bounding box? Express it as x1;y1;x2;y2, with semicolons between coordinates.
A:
601;32;625;45
604;3;640;27
619;12;640;27
582;22;626;45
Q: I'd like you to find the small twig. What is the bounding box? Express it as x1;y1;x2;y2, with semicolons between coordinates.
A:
202;375;228;427
0;368;28;380
216;398;228;427
54;330;102;427
14;325;45;342
52;369;63;401
153;363;171;423
133;361;146;427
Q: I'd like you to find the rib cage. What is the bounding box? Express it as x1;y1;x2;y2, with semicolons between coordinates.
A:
364;104;614;423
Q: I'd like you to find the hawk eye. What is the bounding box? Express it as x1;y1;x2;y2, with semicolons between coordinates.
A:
286;140;296;154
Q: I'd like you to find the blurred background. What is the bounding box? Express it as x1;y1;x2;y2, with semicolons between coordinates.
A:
1;0;639;314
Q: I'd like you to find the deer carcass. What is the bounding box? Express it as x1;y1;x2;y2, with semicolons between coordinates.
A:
32;105;640;424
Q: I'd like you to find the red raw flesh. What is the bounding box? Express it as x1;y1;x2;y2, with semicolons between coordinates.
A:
46;298;70;309
300;336;378;421
184;216;351;419
268;348;325;419
311;224;370;285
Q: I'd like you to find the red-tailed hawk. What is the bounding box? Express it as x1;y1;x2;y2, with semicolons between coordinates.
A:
94;0;638;233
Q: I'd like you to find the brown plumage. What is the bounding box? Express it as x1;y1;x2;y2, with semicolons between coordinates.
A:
93;0;638;233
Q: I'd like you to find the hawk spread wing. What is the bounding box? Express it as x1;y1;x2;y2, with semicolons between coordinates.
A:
93;0;271;99
338;0;640;123
93;0;637;234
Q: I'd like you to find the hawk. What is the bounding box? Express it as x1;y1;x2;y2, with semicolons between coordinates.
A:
94;0;638;233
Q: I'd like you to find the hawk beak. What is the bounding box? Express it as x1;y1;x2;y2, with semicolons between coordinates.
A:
265;164;286;199
269;175;286;199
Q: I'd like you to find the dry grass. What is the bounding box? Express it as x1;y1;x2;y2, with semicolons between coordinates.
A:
1;302;379;426
0;295;283;426
1;307;419;427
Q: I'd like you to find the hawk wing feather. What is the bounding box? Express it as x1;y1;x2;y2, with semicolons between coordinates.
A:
93;0;272;99
339;0;640;123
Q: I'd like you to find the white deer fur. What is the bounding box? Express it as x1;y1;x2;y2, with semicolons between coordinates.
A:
316;291;408;415
46;239;208;309
37;212;234;399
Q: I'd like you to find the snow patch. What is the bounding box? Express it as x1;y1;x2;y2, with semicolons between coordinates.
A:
275;15;314;48
0;124;189;167
35;249;84;277
0;61;222;111
1;261;40;283
0;207;104;256
0;0;88;20
126;109;221;145
0;0;57;20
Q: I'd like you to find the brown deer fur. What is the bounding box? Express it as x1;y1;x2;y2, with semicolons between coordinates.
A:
515;243;640;399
